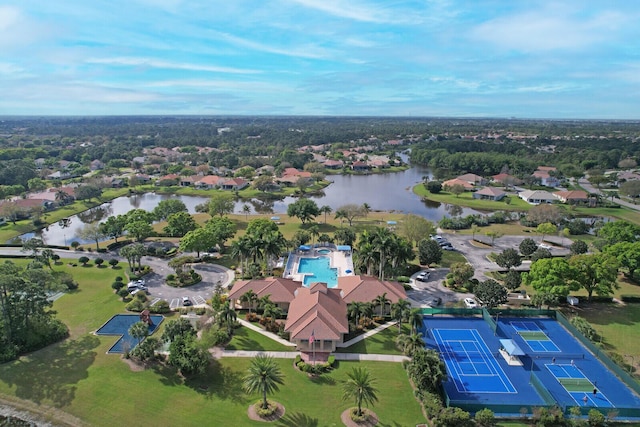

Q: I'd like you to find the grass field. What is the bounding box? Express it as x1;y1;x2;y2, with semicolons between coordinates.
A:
226;325;293;352
336;324;409;355
413;185;531;211
0;257;426;426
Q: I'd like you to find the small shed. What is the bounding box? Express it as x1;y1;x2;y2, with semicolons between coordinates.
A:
499;339;525;366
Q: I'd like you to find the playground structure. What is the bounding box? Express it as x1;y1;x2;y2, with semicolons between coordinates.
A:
139;309;154;326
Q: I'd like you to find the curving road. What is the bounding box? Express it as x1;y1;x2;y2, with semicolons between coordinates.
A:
0;247;234;308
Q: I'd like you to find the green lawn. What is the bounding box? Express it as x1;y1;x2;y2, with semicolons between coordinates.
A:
336;323;408;355
226;325;293;352
414;185;530;211
0;257;426;426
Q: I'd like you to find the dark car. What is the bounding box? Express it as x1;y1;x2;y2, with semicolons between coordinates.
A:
429;297;442;307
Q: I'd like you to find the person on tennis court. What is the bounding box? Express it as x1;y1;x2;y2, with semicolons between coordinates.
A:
593;388;597;396
583;394;588;404
571;359;575;366
552;357;556;364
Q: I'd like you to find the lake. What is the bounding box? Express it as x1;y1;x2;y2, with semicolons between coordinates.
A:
21;165;478;245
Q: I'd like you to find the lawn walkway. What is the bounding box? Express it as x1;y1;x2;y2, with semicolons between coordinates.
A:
336;320;398;348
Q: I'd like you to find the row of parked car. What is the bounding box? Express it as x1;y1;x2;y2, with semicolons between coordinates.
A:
431;235;454;251
127;279;148;295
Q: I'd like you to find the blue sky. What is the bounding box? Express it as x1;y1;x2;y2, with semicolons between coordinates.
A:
1;0;639;118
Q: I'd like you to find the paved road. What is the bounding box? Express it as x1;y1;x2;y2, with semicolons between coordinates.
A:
439;233;570;281
0;247;234;308
579;177;640;211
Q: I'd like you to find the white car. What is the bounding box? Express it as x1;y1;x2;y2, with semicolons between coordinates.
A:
416;271;431;282
464;298;478;308
538;243;552;250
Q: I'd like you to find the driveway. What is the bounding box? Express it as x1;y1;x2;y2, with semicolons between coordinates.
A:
406;268;474;307
0;247;234;309
439;233;571;281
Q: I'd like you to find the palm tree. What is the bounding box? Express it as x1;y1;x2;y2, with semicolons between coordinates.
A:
361;203;371;218
347;301;364;329
373;228;393;280
130;242;146;272
396;332;425;356
308;225;320;246
391;299;411;333
408;308;423;336
356;242;376;276
230;236;252;276
128;321;149;346
389;237;413;277
243;355;285;411
218;300;237;335
373;293;390;318
240;290;258;314
119;245;134;271
242;204;251;220
261;231;286;266
262;303;282;328
360;302;374;324
320;205;332;224
342;367;379;418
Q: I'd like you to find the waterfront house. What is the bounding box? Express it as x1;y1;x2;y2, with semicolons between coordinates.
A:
519;189;555;205
473;186;506;201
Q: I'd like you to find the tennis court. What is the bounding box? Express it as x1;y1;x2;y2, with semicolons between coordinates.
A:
546;363;614;408
511;320;560;352
433;328;516;393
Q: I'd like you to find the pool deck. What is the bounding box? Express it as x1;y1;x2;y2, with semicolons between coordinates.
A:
284;247;354;284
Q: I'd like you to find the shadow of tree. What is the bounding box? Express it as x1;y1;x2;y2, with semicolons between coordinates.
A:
276;411;319;427
0;335;100;408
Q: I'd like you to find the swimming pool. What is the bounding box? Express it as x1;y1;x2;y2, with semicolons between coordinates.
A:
298;257;338;287
96;314;164;353
317;248;332;255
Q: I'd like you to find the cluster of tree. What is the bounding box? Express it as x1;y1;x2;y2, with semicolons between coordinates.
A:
0;260;69;362
355;227;413;281
230;219;287;278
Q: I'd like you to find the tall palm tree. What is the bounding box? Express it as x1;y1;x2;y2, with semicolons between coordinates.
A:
308;225;320;246
342;367;379;418
262;303;282;328
320;205;332;224
408;308;424;336
373;293;390;318
390;237;414;277
361;302;374;324
262;231;286;265
239;290;258;314
356;242;376;276
396;332;425;356
391;299;411;333
130;243;146;272
242;204;251;220
373;228;393;280
243;355;285;410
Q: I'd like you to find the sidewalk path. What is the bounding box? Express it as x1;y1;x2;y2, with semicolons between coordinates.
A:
336;320;397;348
214;349;408;363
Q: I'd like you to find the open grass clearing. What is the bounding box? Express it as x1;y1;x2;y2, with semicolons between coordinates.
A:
336;323;409;355
225;325;293;352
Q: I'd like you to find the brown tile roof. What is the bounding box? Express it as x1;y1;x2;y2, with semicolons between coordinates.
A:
284;283;348;341
442;178;474;190
337;275;406;304
228;277;299;304
197;175;222;186
553;190;588;201
475;186;506;197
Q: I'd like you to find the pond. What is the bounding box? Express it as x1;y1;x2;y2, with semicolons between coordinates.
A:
20;164;480;245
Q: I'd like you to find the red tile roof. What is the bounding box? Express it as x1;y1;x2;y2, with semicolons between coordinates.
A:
284;283;348;341
228;277;299;303
337;275;406;304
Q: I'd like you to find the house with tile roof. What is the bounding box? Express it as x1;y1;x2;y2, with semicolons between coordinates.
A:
284;282;349;357
337;275;406;313
456;173;487;186
220;177;249;191
442;178;474;191
228;277;299;313
519;189;555;205
473;186;506;201
533;166;560;187
553;190;589;204
491;173;523;187
195;175;222;189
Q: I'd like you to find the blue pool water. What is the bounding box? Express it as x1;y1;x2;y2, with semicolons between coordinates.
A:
317;249;331;255
96;314;164;353
298;257;338;287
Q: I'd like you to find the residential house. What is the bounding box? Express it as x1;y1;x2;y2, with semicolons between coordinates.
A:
220;178;248;191
90;160;104;171
179;176;198;187
442;178;474;191
323;159;344;170
282;168;312;179
228;277;299;313
456;173;487;186
491;173;523;187
473;187;506;201
156;174;180;186
195;175;222;189
519;190;555;205
284;282;349;358
47;171;71;180
350;161;370;171
553;190;589;204
134;174;151;184
0;199;51;221
110;178;125;188
533;166;560;187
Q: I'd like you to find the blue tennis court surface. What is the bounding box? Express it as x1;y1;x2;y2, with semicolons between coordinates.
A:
434;329;516;393
422;315;640;418
96;314;164;353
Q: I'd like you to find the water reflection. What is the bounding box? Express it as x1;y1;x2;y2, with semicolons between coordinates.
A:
19;164;482;245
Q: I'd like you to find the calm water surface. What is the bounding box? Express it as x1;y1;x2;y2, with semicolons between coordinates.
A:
21;165;478;245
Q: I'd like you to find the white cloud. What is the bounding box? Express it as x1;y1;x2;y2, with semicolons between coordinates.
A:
85;57;261;74
144;79;293;93
286;0;416;24
0;62;24;75
470;6;631;52
214;31;334;60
